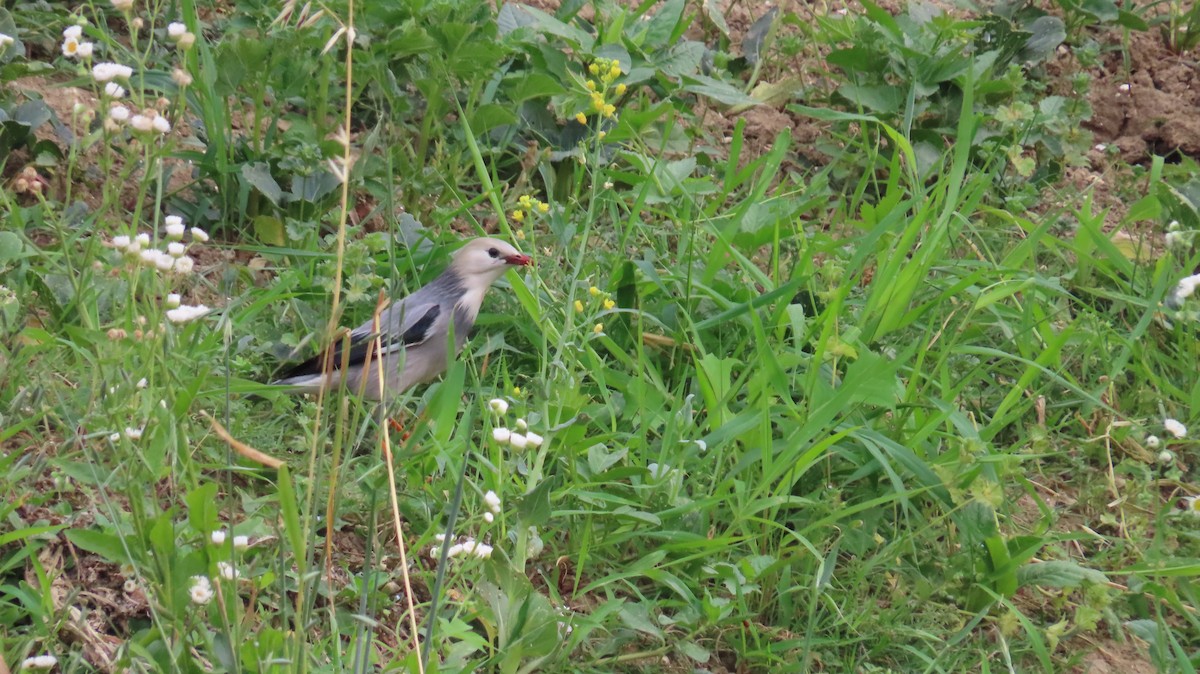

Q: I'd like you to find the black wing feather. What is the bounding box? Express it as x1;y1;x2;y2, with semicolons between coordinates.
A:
277;305;441;379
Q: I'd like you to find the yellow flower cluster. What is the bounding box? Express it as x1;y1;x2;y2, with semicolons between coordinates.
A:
575;57;627;124
577;285;617;314
511;194;549;238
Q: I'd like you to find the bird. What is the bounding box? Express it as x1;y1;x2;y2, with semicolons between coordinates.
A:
270;237;531;400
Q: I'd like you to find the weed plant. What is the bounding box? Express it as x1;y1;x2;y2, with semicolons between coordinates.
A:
1;0;1199;672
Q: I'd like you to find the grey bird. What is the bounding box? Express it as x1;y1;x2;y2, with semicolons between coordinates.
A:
271;237;531;400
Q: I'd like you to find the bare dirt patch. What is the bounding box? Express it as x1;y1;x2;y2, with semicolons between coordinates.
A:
1086;31;1200;165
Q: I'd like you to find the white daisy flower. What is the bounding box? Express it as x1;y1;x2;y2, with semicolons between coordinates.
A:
188;575;213;604
483;490;501;513
1165;418;1187;439
216;561;239;580
20;655;58;670
166;303;210;323
129;114;153;132
92;62;133;82
62;36;81;57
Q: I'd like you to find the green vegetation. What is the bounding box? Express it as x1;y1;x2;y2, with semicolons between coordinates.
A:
2;0;1199;671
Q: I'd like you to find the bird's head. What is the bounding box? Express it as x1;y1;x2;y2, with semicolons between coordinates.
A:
451;237;532;286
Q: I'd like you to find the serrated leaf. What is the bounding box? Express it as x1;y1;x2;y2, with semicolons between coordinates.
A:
1017;561;1107;589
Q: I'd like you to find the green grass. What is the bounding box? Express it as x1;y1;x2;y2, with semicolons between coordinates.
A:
2;0;1200;672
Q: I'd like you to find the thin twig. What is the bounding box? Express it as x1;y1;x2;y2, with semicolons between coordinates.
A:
201;410;283;469
372;290;425;673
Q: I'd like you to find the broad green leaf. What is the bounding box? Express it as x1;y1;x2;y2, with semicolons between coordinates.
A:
186;482;220;534
241;162;283;207
66;529;132;566
682;76;758;107
656;40;706;79
1020;16;1065;64
1017;561;1107;589
641;0;685;49
702;0;729;37
253;215;285;246
836;83;904;114
471;103;518;133
742;7;779;64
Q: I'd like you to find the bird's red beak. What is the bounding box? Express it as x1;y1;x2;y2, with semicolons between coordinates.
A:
505;253;532;266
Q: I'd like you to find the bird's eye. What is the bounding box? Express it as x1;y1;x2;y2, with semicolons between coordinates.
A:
487;248;500;259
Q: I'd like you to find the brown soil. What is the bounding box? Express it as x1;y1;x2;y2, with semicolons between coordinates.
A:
1086;30;1200;165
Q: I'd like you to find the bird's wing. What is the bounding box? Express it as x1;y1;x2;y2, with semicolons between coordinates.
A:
275;302;442;379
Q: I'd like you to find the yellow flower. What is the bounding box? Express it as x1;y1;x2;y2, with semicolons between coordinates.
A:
589;286;600;296
593;323;603;334
519;195;532;209
516;229;526;240
602;103;616;118
591;93;606;111
537;202;549;213
575;112;587;124
598;131;607;140
574;300;584;313
603;298;615;310
615;83;627;96
512;386;522;396
585;80;596;91
512;209;525;222
588;63;599;75
609;64;621;79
